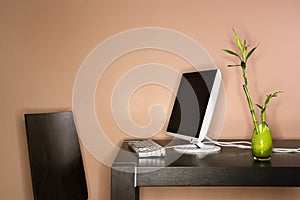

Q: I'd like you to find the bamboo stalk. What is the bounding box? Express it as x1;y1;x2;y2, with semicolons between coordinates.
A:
243;85;260;134
223;28;281;136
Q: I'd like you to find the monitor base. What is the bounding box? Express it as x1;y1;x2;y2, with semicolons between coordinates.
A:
173;143;221;154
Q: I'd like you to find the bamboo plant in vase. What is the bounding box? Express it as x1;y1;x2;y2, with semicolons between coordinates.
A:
223;28;282;161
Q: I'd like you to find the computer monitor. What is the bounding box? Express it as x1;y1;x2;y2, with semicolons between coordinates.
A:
166;69;221;153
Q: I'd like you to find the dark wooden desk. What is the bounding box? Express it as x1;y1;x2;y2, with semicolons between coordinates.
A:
111;140;300;200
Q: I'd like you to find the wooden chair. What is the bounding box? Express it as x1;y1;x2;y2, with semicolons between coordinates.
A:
24;111;88;200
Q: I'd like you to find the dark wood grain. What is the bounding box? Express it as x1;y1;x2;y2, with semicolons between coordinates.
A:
111;163;139;200
24;111;88;200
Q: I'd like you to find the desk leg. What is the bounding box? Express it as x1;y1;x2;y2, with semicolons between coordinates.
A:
111;164;139;200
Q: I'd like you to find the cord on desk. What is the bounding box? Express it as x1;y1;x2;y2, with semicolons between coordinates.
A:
273;148;300;153
204;137;251;149
205;137;300;153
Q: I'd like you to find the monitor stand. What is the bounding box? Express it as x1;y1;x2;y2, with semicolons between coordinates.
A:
173;143;221;154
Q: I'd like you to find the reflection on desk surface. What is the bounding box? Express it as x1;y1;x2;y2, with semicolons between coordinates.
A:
114;139;300;168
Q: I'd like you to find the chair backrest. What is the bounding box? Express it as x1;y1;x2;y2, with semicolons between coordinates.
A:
24;111;88;200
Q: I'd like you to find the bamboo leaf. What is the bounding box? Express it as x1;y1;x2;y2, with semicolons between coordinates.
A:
223;49;241;60
227;64;241;67
242;39;247;59
261;91;283;124
246;46;257;62
233;28;243;53
271;91;283;97
256;104;263;110
264;91;283;108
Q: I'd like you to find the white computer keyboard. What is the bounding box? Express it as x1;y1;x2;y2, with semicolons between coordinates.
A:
127;139;166;158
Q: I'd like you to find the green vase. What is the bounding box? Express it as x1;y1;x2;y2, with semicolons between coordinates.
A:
251;123;273;161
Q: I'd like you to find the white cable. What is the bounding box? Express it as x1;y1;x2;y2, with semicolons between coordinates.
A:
273;148;300;153
204;137;251;149
205;137;300;153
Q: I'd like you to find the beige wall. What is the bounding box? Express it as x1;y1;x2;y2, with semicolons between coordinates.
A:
1;0;300;199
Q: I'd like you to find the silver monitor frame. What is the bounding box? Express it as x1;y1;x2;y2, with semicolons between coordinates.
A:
166;69;222;153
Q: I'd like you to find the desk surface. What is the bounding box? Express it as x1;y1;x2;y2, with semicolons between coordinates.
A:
111;140;300;200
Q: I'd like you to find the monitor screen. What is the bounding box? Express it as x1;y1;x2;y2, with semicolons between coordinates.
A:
166;69;221;144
